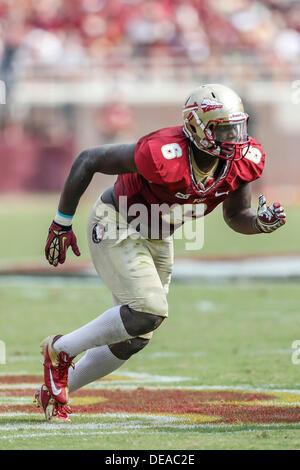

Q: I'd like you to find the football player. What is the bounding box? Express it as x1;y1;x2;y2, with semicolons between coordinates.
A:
36;84;286;421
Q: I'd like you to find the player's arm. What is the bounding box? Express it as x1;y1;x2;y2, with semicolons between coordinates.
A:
223;183;286;235
223;183;258;234
45;143;137;266
58;143;137;215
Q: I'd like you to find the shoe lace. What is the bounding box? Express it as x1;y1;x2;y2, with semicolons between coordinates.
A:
57;354;75;381
53;402;72;419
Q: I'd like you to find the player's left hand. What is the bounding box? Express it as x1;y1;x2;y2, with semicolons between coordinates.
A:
255;194;286;233
45;221;81;266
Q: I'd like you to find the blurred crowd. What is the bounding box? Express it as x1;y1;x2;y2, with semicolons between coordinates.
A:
0;107;76;192
0;0;299;194
0;99;137;192
0;0;299;81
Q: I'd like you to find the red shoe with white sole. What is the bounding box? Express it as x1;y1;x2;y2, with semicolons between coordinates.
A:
34;385;72;422
40;335;75;405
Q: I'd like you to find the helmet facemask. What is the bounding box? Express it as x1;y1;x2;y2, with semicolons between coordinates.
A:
206;114;250;160
184;111;250;161
182;84;251;162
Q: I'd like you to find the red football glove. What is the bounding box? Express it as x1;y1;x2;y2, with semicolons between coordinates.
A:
45;222;80;266
255;195;286;233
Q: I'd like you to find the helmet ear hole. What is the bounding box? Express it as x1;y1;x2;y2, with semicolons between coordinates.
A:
190;125;196;133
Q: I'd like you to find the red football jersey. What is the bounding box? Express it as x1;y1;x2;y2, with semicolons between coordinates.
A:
114;126;265;231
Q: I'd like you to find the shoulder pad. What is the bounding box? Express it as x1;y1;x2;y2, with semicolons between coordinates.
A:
135;127;189;184
236;137;265;181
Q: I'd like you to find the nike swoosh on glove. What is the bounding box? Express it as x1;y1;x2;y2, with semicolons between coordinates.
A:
45;222;80;266
255;194;286;233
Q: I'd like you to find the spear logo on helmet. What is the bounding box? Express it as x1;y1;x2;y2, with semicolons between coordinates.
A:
200;98;223;113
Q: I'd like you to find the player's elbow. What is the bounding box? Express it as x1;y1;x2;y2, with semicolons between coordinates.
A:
76;149;93;169
223;208;237;230
224;217;240;233
75;145;117;175
73;149;98;178
223;208;257;235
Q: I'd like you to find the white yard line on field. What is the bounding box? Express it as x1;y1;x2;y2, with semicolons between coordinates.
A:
1;421;300;441
2;381;300;440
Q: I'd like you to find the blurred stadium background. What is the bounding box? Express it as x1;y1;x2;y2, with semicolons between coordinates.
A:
0;0;299;274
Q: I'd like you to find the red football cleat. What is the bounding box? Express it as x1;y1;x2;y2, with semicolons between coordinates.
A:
40;335;75;405
34;385;72;422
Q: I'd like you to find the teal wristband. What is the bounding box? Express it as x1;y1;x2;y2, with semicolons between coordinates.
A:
57;210;73;219
54;211;73;226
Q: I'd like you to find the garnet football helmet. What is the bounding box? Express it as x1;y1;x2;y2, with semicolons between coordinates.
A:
183;84;250;161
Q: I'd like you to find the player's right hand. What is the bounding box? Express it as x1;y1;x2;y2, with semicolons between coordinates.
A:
45;221;81;266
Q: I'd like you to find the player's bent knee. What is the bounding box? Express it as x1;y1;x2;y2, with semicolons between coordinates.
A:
109;337;150;360
142;293;168;318
120;305;166;337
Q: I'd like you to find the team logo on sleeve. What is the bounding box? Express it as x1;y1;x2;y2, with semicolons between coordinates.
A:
244;146;262;164
92;223;106;244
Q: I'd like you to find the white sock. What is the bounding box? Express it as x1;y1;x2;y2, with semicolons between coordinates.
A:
53;306;131;357
68;345;126;393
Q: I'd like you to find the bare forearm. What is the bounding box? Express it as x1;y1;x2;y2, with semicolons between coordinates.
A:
58;152;93;216
224;208;261;235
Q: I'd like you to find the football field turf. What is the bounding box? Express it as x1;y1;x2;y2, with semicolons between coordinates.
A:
1;276;300;450
0;195;299;450
0;195;298;265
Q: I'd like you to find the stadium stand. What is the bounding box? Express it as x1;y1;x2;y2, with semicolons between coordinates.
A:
0;0;299;80
0;0;299;195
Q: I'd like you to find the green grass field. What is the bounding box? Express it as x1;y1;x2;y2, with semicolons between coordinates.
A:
0;194;297;266
1;278;300;450
0;195;300;450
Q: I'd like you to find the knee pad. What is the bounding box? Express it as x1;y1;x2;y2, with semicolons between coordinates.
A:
109;337;150;360
120;305;165;337
128;337;149;355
